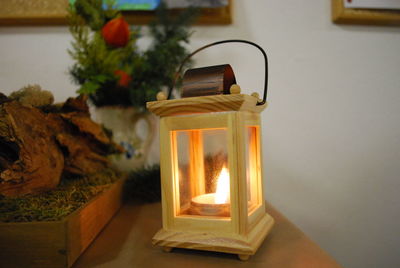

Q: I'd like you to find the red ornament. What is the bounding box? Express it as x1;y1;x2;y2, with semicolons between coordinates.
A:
102;17;130;47
114;70;132;87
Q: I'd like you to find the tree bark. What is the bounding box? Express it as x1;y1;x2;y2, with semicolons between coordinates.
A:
0;95;123;197
0;101;64;196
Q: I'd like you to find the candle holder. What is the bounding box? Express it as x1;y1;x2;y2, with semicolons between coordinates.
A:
147;40;274;261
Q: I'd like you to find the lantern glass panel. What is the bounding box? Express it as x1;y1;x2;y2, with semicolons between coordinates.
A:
245;126;262;215
174;128;231;218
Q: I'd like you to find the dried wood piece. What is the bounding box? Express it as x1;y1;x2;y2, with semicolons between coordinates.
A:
46;97;123;176
0;94;123;197
56;133;109;175
62;94;89;113
60;112;111;146
0;101;64;196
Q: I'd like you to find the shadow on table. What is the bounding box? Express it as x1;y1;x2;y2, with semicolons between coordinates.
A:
72;201;146;267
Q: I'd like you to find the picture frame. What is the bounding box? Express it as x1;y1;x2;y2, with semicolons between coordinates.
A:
0;0;232;26
332;0;400;26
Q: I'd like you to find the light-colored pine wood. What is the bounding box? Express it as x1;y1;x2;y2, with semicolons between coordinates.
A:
163;112;229;130
253;117;268;232
163;246;173;253
248;205;265;231
248;126;259;207
332;0;400;26
159;118;176;230
238;254;250;261
172;216;232;233
146;94;267;117
230;84;241;94
227;112;248;235
189;131;205;197
250;92;259;99
152;212;274;256
150;93;273;259
0;178;125;268
156;91;167;101
242;112;266;230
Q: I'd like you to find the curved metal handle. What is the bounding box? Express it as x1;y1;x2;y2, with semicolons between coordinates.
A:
168;39;269;105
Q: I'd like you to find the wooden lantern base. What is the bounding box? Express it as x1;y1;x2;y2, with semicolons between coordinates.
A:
152;212;274;261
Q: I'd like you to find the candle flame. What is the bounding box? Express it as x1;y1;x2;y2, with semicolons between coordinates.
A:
215;167;230;204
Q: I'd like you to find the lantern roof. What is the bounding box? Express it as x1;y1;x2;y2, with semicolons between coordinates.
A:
146;94;267;117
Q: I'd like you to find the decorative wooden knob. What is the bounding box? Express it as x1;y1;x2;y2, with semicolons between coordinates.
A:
156;91;167;101
230;84;241;94
251;92;260;99
238;254;250;261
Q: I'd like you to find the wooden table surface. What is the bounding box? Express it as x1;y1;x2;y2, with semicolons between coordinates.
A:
73;202;342;268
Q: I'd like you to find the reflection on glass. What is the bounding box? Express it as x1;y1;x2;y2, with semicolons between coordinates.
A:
174;128;230;218
245;126;261;215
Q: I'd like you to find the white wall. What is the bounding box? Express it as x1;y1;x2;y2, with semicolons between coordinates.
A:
1;1;400;267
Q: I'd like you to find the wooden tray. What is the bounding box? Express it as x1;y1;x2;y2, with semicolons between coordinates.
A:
0;178;125;268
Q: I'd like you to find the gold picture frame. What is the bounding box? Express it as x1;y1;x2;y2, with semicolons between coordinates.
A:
332;0;400;26
0;0;232;26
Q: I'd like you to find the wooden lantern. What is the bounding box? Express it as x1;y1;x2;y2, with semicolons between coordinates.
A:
147;40;274;261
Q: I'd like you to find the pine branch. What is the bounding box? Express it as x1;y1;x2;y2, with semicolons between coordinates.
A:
68;0;197;107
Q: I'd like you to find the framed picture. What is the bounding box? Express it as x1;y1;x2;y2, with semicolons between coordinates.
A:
0;0;232;26
332;0;400;26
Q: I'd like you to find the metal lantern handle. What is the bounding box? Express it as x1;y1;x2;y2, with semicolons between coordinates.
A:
168;39;269;106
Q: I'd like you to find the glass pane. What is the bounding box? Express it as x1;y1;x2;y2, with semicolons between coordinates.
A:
245;126;261;215
174;128;230;218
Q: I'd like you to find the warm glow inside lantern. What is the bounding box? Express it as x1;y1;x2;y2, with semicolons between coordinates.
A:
148;40;274;261
173;125;262;219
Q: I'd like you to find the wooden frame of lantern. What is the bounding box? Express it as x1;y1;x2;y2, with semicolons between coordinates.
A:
147;90;274;261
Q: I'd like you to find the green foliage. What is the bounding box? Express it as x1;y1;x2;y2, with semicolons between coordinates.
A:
124;165;161;203
68;0;139;104
0;169;121;222
68;1;197;108
73;0;118;30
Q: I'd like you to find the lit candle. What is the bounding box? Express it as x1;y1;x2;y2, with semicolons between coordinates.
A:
190;167;230;217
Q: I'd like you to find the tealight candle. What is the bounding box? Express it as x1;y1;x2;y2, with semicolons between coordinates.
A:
190;167;230;217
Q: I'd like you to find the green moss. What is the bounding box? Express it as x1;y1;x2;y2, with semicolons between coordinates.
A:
0;168;121;223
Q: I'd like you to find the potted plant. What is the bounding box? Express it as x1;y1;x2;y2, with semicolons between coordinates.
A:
68;0;196;171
